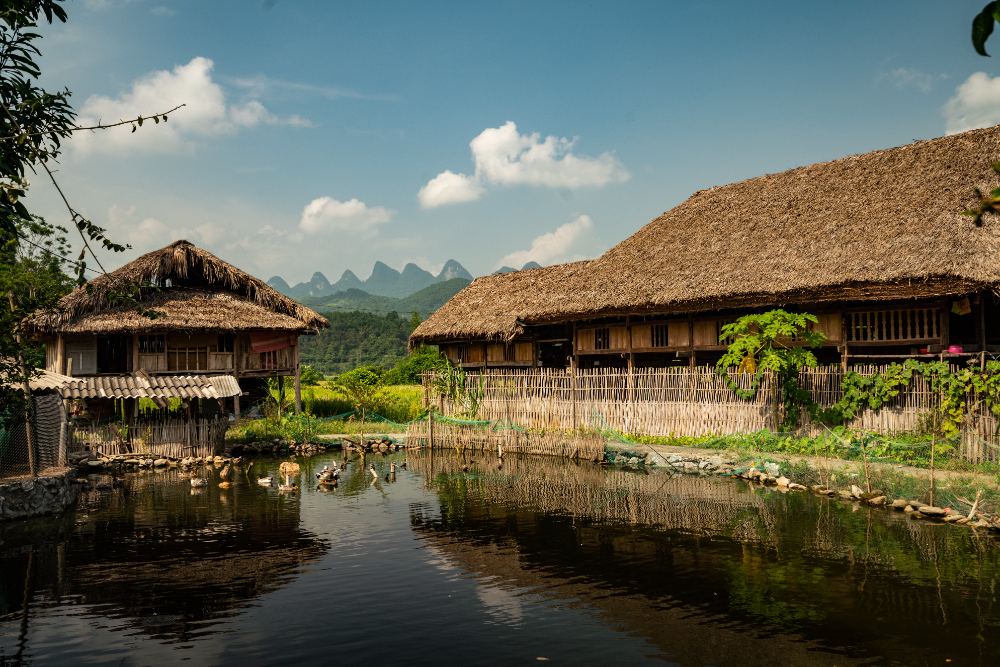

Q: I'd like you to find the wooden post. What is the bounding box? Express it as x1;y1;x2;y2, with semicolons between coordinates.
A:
57;333;66;375
978;292;987;353
571;322;578;430
428;409;434;448
840;311;849;372
293;344;302;414
940;296;950;350
132;332;139;374
233;380;241;426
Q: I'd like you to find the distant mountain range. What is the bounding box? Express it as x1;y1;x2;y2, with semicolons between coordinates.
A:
297;278;472;317
267;259;473;300
493;261;541;275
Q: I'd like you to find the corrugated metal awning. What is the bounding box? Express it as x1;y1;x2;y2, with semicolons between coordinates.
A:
55;374;242;400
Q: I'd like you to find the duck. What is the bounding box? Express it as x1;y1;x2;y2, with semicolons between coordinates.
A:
257;476;273;486
278;483;298;493
317;469;339;484
219;465;232;481
190;477;208;487
315;465;335;479
399;459;408;470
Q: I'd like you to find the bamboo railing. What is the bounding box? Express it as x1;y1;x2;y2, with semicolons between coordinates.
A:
421;366;1000;462
67;416;227;459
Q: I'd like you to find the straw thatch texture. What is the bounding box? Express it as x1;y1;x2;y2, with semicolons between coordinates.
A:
412;125;1000;345
410;260;594;345
29;240;328;334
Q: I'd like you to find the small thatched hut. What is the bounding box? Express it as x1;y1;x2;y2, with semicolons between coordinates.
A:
412;125;1000;370
28;240;329;416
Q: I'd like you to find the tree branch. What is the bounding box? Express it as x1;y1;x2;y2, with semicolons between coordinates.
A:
0;104;185;141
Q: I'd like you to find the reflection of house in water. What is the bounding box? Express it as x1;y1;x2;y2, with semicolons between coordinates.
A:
410;452;1000;666
0;477;329;644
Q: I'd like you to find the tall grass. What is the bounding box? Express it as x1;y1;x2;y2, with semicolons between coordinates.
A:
301;383;424;424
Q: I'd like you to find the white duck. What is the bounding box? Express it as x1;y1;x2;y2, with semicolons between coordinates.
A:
190;477;208;487
257;476;273;486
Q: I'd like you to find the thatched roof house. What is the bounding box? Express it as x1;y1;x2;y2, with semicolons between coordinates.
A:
412;125;1000;369
30;240;328;387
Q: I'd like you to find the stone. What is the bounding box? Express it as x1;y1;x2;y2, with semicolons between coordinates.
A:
859;491;883;501
918;506;948;517
909;500;926;508
153;459;168;467
775;476;790;487
839;491;854;500
87;460;104;468
851;485;864;497
943;514;964;523
627;457;639;466
789;483;808;491
125;459;139;465
891;499;908;508
973;520;991;528
904;505;914;513
868;496;887;506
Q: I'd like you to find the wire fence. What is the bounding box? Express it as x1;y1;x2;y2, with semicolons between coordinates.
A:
0;393;66;480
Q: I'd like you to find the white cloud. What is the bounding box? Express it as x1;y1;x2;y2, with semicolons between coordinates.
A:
151;6;177;16
876;67;947;93
498;214;595;269
104;204;224;253
71;57;309;157
418;170;484;208
943;72;1000;135
419;121;630;208
298;197;395;238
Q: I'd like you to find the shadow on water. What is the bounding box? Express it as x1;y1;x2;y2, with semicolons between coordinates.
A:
0;462;329;664
409;449;1000;667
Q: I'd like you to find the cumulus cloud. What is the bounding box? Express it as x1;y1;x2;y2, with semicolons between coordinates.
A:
104;204;225;253
419;121;630;209
942;72;1000;135
417;170;484;208
71;57;309;156
876;67;947;93
298;197;395;238
498;214;595;269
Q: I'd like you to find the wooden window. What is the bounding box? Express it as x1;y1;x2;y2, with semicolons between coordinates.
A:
138;334;165;354
847;308;940;343
167;347;209;372
594;328;610;350
260;350;278;370
215;333;234;353
514;342;534;361
652;324;669;347
66;339;96;375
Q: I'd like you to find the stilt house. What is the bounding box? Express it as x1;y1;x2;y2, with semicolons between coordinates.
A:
27;240;329;420
411;125;1000;371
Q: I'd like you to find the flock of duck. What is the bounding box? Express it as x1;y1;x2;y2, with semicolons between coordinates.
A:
184;456;408;493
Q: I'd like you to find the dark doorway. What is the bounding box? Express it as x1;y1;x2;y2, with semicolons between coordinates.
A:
97;335;130;373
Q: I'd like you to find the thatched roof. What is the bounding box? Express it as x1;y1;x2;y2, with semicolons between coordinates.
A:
412;124;1000;345
29;240;328;334
410;261;594;346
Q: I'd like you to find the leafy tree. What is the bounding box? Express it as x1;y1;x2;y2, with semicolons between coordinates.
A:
384;345;439;385
716;310;826;430
409;311;422;331
332;369;387;444
299;364;323;385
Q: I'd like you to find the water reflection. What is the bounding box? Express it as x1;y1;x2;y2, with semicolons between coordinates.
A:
410;450;1000;666
0;464;328;658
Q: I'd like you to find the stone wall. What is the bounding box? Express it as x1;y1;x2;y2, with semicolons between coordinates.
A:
0;467;79;522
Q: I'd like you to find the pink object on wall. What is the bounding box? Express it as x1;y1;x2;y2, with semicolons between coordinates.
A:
947;345;963;354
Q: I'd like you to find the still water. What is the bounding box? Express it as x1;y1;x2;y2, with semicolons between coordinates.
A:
1;450;998;666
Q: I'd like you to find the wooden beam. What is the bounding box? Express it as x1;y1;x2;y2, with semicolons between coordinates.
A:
57;333;66;375
940;296;950;349
293;342;302;413
978;292;987;353
233;375;240;426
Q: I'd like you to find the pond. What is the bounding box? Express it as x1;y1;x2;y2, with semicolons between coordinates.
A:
1;449;998;666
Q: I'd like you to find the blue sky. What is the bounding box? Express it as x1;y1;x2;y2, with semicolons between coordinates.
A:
27;0;1000;284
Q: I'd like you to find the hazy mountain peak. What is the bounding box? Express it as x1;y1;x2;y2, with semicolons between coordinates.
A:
521;261;542;270
438;259;473;281
273;259;474;300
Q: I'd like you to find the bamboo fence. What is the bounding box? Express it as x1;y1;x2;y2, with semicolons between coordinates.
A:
421;366;1000;463
67;416;227;459
405;417;605;459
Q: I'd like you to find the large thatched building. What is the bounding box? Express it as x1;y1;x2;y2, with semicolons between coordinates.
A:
27;240;329;416
411;125;1000;370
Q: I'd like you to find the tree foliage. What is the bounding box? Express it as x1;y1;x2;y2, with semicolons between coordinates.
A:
716;310;826;430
